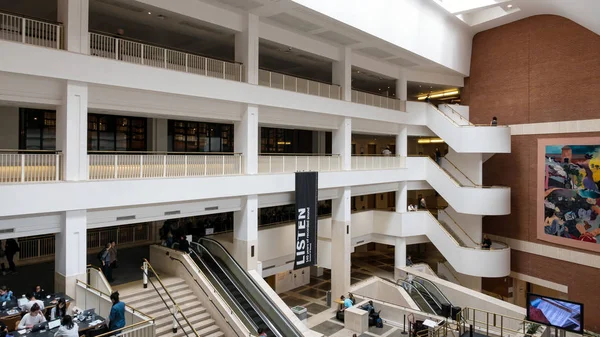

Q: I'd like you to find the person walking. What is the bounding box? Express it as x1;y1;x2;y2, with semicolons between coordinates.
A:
5;239;19;274
109;240;118;270
108;292;125;334
101;243;113;282
435;147;442;165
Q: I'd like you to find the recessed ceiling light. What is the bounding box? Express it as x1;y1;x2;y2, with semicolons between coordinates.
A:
357;70;360;73
147;11;152;15
507;4;513;8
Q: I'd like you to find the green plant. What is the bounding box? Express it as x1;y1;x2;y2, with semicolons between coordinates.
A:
526;323;541;336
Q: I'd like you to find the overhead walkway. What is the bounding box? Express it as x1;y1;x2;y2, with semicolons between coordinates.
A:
407;156;510;215
189;238;304;337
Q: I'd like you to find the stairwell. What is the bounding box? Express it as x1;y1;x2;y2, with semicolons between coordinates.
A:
116;276;224;337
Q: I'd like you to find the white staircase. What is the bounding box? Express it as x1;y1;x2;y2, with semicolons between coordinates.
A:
117;277;224;337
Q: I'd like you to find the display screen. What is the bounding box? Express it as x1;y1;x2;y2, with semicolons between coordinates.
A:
526;294;583;333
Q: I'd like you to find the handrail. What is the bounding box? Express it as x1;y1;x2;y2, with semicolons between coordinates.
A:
438;261;463;286
88;151;240;155
259;153;339;156
429;103;509;128
441;157;479;187
89;319;155;337
352;154;403;157
425;156;507;189
395;279;437;314
75;280;154;322
401;274;451;309
190;242;282;337
142;259;200;337
0;9;63;25
411;281;443;311
168;249;257;336
351;87;401;101
0;149;62;153
442;104;474;126
196;238;304;337
259;67;339;88
86;265;113;296
457;307;545;337
438;209;480;247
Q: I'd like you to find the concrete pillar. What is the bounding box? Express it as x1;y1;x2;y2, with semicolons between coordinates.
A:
396;125;408;157
56;81;88;181
235;13;259;84
394;237;406;280
233;195;258;271
149;118;168;152
396;74;408;101
333;118;351;170
0;107;19;149
331;186;351;305
396;181;408;213
235;105;259;174
332;47;352;101
57;0;89;53
55;210;87;297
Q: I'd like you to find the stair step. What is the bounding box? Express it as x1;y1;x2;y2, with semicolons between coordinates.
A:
124;286;193;307
116;277;186;297
139;294;200;316
157;318;217;336
154;309;210;329
122;281;189;303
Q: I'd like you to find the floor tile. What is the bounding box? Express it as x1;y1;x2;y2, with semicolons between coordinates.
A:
300;288;327;299
378;265;395;272
351;271;372;280
305;302;330;314
281;295;311;307
386;329;409;337
310;277;326;286
315;281;332;291
311;320;344;335
368;323;394;335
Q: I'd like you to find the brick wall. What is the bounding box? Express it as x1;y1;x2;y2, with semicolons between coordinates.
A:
469;15;600;331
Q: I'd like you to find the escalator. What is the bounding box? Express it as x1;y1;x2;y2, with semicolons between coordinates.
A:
397;275;453;317
189;238;304;337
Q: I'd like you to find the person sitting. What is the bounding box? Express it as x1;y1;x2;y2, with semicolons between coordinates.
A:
18;303;46;329
0;320;7;337
0;286;13;301
21;294;45;312
481;234;492;249
257;328;267;337
406;255;414;266
342;295;353;309
348;293;356;305
51;298;68;320
32;285;45;300
360;300;375;315
490;117;498;126
53;315;78;337
382;146;392;156
407;204;416;212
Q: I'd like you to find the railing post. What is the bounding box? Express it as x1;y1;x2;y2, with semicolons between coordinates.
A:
239;64;242;82
269;156;272;173
115;38;119;60
139;155;143;178
328;85;331;98
238;155;242;174
295;156;298;172
55;154;60;181
184;156;188;177
20;154;25;182
172;308;178;333
486;312;489;336
163;49;167;68
282;157;285;173
21;18;26;43
222;156;225;175
295;77;298;92
163;155;167;177
204;58;208;76
204;156;207;176
500;316;503;337
185;54;188;72
114;155;118;179
56;25;61;49
269;71;272;87
329;156;331;171
282;74;285;89
140;44;144;65
222;62;226;79
318;82;321;96
142;261;148;288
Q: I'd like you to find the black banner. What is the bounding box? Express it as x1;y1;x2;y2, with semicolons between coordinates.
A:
294;171;318;270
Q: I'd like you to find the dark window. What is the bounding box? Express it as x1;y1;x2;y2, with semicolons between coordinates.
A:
258;200;331;227
19;109;56;150
168;120;233;152
261;127;294;153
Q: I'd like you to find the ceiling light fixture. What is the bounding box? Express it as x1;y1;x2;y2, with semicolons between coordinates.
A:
507;4;513;8
417;90;459;100
417;138;444;144
147;11;151;14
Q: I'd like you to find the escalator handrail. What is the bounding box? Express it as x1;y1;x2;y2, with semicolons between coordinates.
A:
167;251;257;337
395;279;437;314
410;280;443;312
195;238;304;337
409;274;452;307
188;246;270;335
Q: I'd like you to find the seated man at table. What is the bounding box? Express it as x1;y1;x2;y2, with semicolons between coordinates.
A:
21;294;45;312
0;286;13;301
32;285;46;300
18;303;46;329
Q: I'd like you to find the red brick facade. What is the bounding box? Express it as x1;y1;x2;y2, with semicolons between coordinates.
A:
468;15;600;331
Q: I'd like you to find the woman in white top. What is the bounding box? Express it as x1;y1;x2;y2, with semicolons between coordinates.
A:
54;315;79;337
18;303;46;329
50;298;68;320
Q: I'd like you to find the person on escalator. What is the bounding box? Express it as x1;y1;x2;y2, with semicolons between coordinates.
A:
178;235;190;253
257;328;267;337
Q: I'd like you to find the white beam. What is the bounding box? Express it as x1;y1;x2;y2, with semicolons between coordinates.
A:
260;22;339;61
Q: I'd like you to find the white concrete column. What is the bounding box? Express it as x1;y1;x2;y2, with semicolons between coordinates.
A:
233;195;258;271
331;186;351;305
332;47;352;101
394;237;407;280
333;118;351;170
396;181;408;213
396;125;408;157
56;81;88;181
55;210;87;297
57;0;89;53
0;107;19;149
235;105;259;174
149;118;168;152
396;74;408;101
235;13;259;84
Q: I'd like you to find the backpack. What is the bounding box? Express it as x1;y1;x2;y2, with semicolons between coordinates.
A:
97;248;106;263
376;317;383;328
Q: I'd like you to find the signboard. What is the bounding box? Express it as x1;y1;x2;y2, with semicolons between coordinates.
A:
294;171;318;270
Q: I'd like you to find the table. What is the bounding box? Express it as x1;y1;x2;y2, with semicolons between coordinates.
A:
10;315;106;337
0;294;74;332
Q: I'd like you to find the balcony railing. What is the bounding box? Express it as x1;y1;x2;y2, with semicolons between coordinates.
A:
0;11;62;49
351;155;406;170
89;32;243;81
258;69;342;100
0;150;62;183
87;152;243;180
258;155;341;174
351;89;406;111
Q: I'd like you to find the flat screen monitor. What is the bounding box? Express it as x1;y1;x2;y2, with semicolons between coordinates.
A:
526;293;583;333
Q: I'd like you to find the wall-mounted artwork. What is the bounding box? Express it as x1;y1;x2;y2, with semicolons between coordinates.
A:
538;138;600;252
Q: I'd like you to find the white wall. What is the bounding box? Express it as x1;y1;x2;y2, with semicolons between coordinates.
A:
445;147;482;185
437;261;482;292
0;106;19;149
274;267;311;293
292;0;473;75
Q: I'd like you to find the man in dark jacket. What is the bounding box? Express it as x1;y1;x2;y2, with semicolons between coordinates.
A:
5;239;19;273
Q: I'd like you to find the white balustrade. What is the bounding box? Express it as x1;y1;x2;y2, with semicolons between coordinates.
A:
351;156;406;170
0;152;61;183
351;89;406;111
0;11;61;48
257;155;341;174
89;32;243;81
87;153;243;180
258;69;342;100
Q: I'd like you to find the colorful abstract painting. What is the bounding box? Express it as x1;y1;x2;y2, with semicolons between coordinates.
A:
543;145;600;246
